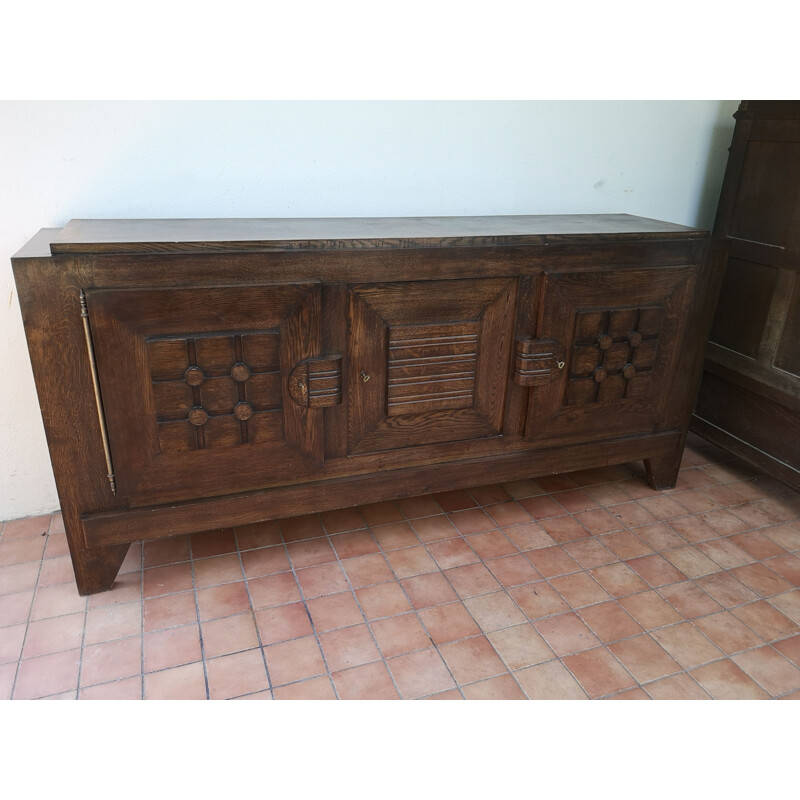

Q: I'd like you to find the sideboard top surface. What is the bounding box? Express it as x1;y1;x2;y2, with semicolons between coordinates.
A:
46;213;706;255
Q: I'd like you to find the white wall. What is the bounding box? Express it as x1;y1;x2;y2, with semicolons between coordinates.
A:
0;100;739;520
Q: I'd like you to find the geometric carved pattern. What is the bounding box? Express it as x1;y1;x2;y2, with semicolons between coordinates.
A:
147;330;282;451
566;305;664;406
386;322;479;416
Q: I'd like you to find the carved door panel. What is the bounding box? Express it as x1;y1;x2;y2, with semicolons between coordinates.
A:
523;267;695;444
347;278;517;454
86;282;340;503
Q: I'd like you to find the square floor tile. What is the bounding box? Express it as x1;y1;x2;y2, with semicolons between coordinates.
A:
731;601;798;641
658;581;723;619
206;649;269;699
608;634;681;684
387;647;456;699
651;622;724;669
534;612;601;656
201;613;260;659
690;660;770;700
732;646;800;696
464;591;527;632
617;590;684;629
462;674;526;699
418;602;481;644
264;636;326;686
81;636;142;687
563;646;636;698
144;624;202;672
341;554;394;589
143;661;207;700
590;563;648;598
439;635;507;684
487;623;554;670
318;624;381;672
515;660;587;699
332;661;400;699
550;572;611;609
370;613;431;659
578;601;644;643
692;611;764;655
356;582;412;620
645;672;710;700
508;582;569;620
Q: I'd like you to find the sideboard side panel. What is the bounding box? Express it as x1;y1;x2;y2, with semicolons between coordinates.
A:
11;253;130;594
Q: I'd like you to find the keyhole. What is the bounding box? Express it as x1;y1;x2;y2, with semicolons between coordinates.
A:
360;371;370;383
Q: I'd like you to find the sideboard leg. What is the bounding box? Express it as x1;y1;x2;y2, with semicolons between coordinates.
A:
643;453;682;491
70;543;132;596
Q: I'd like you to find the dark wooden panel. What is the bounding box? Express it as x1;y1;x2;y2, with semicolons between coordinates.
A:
88;240;702;288
85;282;326;502
347;278;516;454
81;430;683;547
696;100;800;490
729;140;800;247
774;275;800;377
695;371;800;472
708;258;778;357
526;266;695;445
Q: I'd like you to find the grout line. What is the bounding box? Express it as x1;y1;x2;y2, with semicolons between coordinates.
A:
187;535;211;701
276;518;341;699
234;526;275;699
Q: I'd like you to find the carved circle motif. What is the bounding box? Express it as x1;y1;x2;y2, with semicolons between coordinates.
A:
628;331;643;347
597;334;613;350
622;363;636;380
231;362;251;382
188;406;209;426
593;367;607;383
184;366;205;386
234;401;254;421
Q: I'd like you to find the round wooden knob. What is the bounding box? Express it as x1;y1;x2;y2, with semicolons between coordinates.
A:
231;362;251;382
184;366;205;386
593;367;607;383
597;334;613;350
188;406;208;426
622;363;636;379
234;401;254;421
628;331;643;347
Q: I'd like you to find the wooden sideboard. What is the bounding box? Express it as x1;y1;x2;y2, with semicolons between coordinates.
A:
692;101;800;490
12;214;722;594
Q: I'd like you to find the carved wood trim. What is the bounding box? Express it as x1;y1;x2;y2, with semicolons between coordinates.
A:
288;354;343;407
513;337;566;386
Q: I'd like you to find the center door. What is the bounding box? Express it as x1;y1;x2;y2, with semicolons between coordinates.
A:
347;278;517;454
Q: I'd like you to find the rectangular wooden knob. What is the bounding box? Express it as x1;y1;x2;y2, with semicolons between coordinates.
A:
513;338;565;386
288;354;343;407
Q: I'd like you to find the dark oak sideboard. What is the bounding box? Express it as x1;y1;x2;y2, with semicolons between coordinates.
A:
12;215;721;595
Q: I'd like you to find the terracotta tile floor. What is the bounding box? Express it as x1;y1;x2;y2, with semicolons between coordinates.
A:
2;432;800;700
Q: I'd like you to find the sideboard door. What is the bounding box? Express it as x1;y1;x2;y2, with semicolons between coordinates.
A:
524;267;695;445
86;282;334;504
347;278;517;454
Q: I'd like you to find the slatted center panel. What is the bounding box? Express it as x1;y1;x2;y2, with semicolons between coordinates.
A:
386;322;479;416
